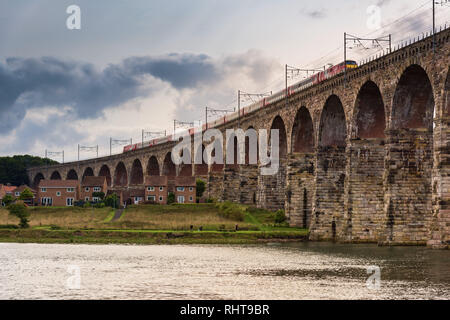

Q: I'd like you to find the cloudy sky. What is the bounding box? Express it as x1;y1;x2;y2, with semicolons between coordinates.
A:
0;0;448;162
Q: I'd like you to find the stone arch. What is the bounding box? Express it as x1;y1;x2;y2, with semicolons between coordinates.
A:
195;144;208;175
348;81;386;242
226;134;240;169
33;173;45;188
291;107;314;153
162;152;176;177
82;167;94;179
270;116;288;159
147;156;160;176
114;162;128;187
319;95;347;147
391;64;435;130
98;165;112;186
311;94;347;241
386;63;435;243
66;169;79;180
130;159;144;185
50;171;62;180
354;81;386;139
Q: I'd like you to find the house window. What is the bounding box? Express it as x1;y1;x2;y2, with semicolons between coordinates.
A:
15;192;20;197
85;187;90;192
41;188;47;192
56;191;61;197
93;187;101;192
147;187;155;192
92;197;100;203
85;197;90;202
159;187;164;191
189;187;194;192
159;196;163;202
41;197;52;206
177;187;185;192
147;195;156;201
67;188;74;193
177;196;185;204
190;196;193;202
66;198;74;206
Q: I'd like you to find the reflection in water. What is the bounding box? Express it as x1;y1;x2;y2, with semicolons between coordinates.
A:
0;242;448;300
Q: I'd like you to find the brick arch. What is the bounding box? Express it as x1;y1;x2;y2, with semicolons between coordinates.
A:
353;81;386;139
33;173;45;188
66;169;79;180
114;162;128;187
130;159;144;185
270;115;288;159
98;164;112;186
50;171;62;180
319;95;347;147
82;167;94;180
162;152;176;177
291;106;314;153
146;156;160;176
391;64;435;130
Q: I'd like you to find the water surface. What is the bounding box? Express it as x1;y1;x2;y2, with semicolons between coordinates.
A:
0;242;448;299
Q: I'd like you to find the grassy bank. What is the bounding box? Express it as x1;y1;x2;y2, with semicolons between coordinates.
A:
0;203;308;245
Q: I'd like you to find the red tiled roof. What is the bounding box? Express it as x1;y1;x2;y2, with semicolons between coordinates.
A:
175;176;196;187
144;176;168;186
13;185;36;194
82;176;106;187
38;180;79;188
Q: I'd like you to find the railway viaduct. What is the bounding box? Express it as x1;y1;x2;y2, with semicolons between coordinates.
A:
28;28;450;248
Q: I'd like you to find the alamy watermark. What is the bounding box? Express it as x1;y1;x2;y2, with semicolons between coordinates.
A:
66;5;81;30
366;265;381;290
172;128;280;176
66;265;81;290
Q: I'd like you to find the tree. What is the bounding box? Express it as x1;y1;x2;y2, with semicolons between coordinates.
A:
167;192;175;205
0;155;57;186
19;188;34;201
104;193;119;208
2;194;14;206
196;179;206;199
8;202;30;228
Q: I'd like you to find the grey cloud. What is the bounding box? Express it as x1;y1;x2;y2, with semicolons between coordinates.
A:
0;53;220;134
299;8;327;19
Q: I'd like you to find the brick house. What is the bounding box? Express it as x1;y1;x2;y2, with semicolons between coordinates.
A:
12;185;37;206
0;184;17;206
174;177;196;204
130;189;145;205
145;176;168;204
80;176;108;203
37;180;80;207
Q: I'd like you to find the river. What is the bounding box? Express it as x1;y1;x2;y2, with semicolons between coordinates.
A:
0;242;448;300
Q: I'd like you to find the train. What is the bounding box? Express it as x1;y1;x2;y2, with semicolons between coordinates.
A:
123;60;358;153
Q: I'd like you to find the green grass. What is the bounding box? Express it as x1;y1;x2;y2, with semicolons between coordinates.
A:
0;203;309;244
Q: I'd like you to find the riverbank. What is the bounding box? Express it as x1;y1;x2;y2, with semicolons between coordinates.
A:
0;203;309;245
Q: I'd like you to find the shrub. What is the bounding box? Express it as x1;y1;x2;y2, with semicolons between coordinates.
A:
167;192;175;205
94;202;105;208
196;179;206;198
275;210;287;224
2;194;14;206
83;202;92;208
104;194;120;208
92;192;105;200
7;202;30;228
0;224;19;229
216;201;246;221
74;200;85;207
19;188;34;201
